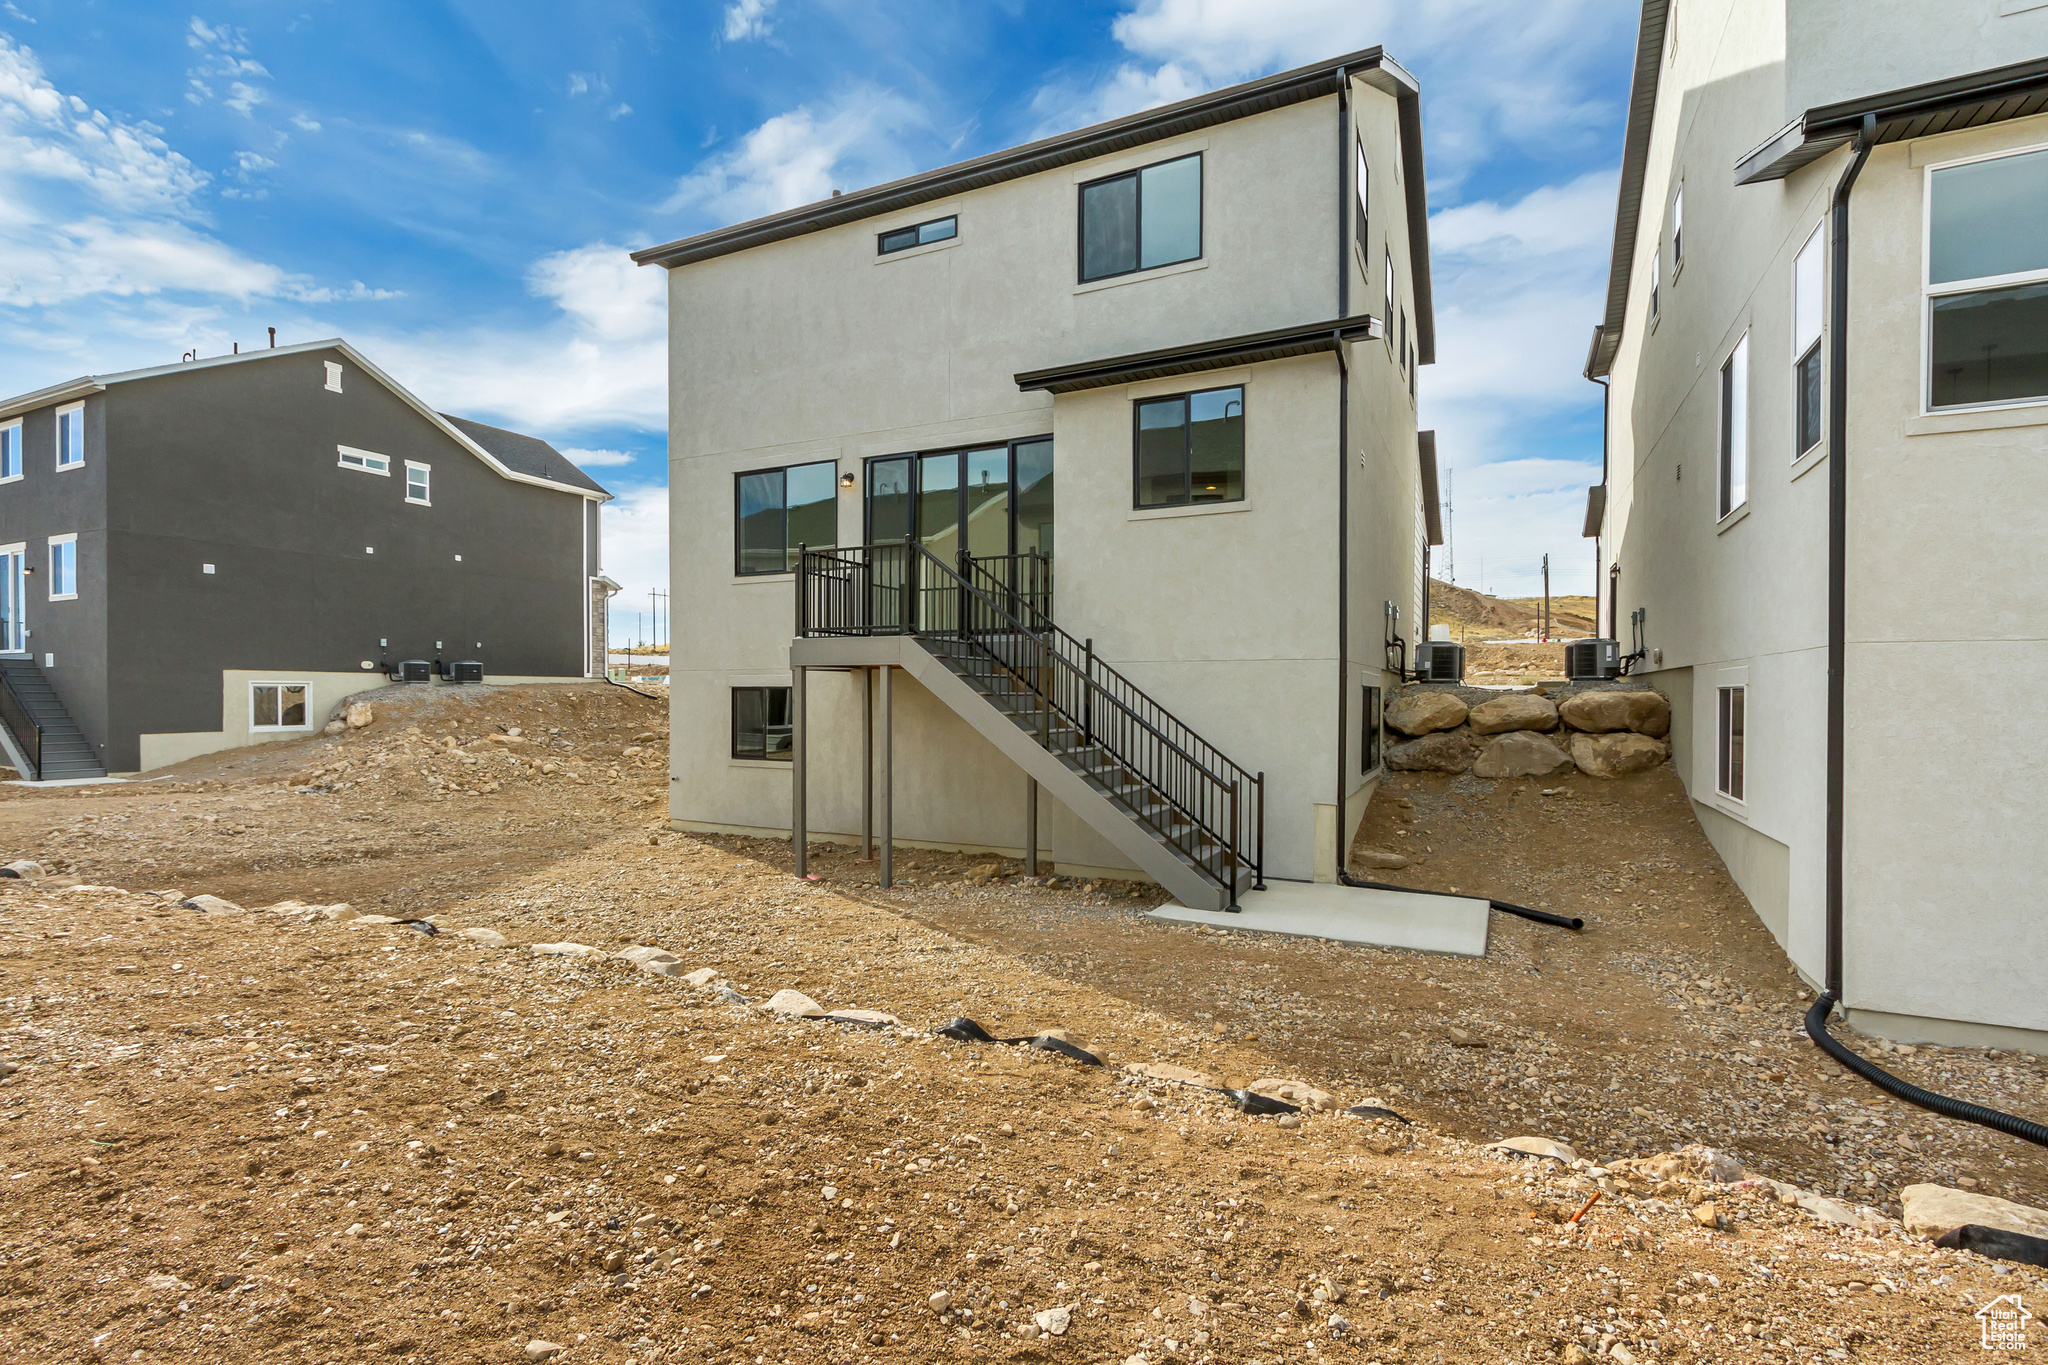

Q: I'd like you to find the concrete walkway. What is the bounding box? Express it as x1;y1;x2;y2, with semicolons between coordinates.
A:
1149;879;1490;957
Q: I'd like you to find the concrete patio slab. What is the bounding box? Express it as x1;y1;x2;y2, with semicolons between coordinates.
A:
1149;880;1490;957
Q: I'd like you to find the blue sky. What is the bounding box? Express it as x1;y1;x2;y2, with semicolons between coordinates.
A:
0;0;1639;632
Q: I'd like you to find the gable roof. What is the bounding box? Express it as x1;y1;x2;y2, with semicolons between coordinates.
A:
0;338;610;501
632;47;1435;364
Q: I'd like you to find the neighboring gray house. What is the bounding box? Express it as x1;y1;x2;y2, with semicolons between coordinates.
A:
1585;1;2048;1048
638;48;1438;910
0;339;612;778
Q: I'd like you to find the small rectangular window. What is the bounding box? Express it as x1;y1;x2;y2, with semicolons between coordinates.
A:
0;420;18;481
48;534;76;599
1926;145;2048;410
1719;335;1749;517
1078;153;1201;283
1672;187;1684;266
735;459;838;576
405;461;431;505
55;402;84;469
1717;684;1746;800
1133;384;1244;509
1793;224;1825;456
251;682;311;731
1650;247;1661;321
1354;140;1369;254
324;361;344;393
1383;252;1394;343
878;216;957;255
731;686;793;760
338;445;391;476
1361;684;1383;773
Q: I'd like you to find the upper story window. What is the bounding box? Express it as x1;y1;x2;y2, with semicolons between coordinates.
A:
1078;153;1201;283
338;445;391;476
48;534;76;600
1718;334;1750;519
735;459;836;576
324;361;344;393
1383;253;1394;344
1650;246;1661;322
0;420;18;482
1354;140;1369;253
55;402;84;470
1672;187;1684;268
1134;384;1244;509
1793;224;1825;456
405;461;431;505
1926;143;2048;410
879;216;956;255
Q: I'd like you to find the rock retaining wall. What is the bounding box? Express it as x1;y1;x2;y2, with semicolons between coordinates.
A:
1383;682;1671;780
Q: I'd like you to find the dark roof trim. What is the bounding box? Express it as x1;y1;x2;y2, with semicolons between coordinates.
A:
1014;318;1376;394
441;415;610;497
1586;0;1673;380
1583;483;1607;538
1418;430;1443;546
632;49;1434;353
1735;55;2048;184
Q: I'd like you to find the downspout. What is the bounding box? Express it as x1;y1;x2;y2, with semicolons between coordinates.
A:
1334;68;1351;879
1801;114;2048;1148
1593;375;1609;636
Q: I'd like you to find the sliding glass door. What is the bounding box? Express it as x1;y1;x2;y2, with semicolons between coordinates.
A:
866;439;1053;561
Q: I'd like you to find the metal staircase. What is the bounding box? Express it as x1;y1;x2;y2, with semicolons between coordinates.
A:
0;658;105;782
798;542;1262;909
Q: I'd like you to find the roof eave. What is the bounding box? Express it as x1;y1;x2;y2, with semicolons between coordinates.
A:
1418;430;1443;546
1014;318;1376;394
1586;0;1675;381
0;378;104;423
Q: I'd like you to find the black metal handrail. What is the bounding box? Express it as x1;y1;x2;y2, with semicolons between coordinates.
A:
797;541;1263;895
0;672;41;781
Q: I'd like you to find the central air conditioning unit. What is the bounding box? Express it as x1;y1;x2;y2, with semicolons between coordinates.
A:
1412;640;1465;683
391;659;432;683
1564;638;1622;681
449;660;485;684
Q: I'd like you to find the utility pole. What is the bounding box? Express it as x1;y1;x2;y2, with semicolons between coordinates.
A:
1541;554;1551;643
1443;469;1455;585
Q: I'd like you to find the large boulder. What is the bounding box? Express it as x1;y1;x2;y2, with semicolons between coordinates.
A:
1467;694;1559;735
1570;731;1668;778
1386;731;1477;774
1384;690;1468;736
1901;1184;2048;1240
345;701;375;729
1560;689;1671;737
1473;731;1572;779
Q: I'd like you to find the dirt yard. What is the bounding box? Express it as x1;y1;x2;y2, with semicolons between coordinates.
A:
0;682;2041;1364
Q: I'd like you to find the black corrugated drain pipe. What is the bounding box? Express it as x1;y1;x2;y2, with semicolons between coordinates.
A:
1806;114;2047;1150
1339;871;1584;932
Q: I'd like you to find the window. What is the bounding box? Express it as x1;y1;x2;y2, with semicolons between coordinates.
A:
879;216;956;255
47;534;76;599
735;460;836;576
1383;252;1394;344
1672;187;1684;268
251;682;310;731
1399;310;1408;377
1718;335;1749;518
0;420;18;481
731;686;793;761
1354;140;1369;253
1926;144;2048;410
1650;247;1661;322
1793;224;1825;456
405;461;431;505
1078;152;1201;283
55;402;84;469
1361;684;1383;773
1716;685;1745;800
324;361;344;393
338;445;391;476
0;545;21;652
1134;385;1244;509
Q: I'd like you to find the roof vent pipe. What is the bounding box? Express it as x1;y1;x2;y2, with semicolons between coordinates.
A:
268;327;276;347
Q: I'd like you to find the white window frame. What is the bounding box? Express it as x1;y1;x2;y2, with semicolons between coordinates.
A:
338;445;391;476
0;541;25;653
404;460;431;505
47;533;76;601
1920;139;2048;415
324;361;344;393
0;418;19;483
1715;679;1747;802
1718;333;1749;519
55;402;84;471
1792;222;1826;459
249;680;314;732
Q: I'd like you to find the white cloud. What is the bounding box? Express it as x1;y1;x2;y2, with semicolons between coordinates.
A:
561;446;635;468
185;17;271;116
722;0;778;43
1025;60;1208;138
597;483;670;646
661;85;930;224
607;103;632;121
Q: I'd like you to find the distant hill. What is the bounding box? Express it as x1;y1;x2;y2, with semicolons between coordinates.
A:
1428;579;1596;641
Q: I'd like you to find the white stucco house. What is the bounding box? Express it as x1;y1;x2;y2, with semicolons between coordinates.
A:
1585;0;2048;1048
634;48;1441;911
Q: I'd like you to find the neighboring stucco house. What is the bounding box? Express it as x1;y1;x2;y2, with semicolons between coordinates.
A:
1584;2;2048;1048
0;339;612;778
637;48;1439;910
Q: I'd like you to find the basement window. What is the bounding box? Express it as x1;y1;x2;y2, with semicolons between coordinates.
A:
251;682;311;731
338;445;391;476
1361;684;1383;773
731;686;793;761
1716;684;1746;800
1925;143;2048;410
1134;385;1244;509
